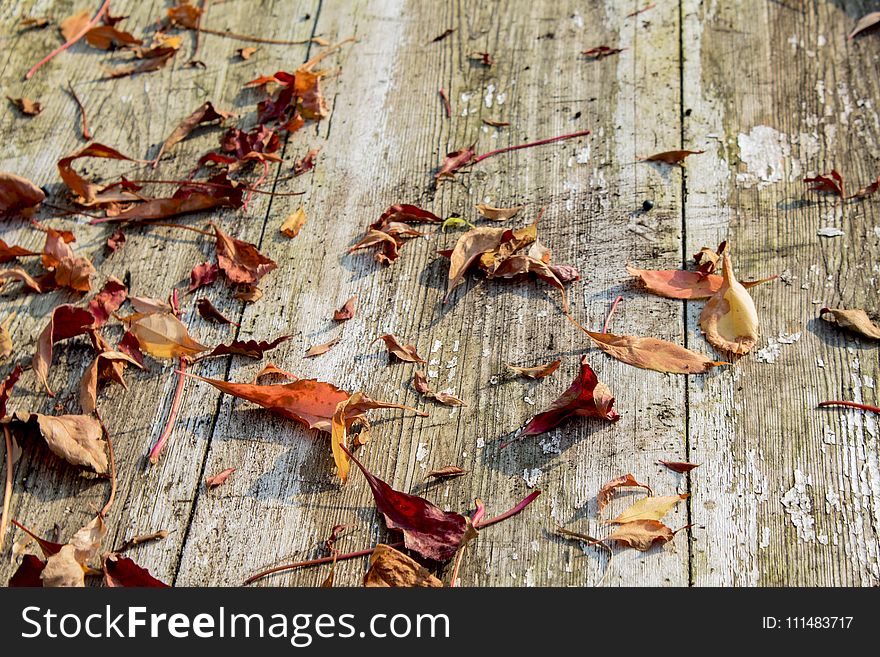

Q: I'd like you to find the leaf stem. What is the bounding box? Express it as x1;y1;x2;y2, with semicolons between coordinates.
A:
471;130;591;165
243;542;403;585
602;295;623;333
96;410;117;517
1;426;14;552
473;490;541;529
191;26;326;46
67;80;91;140
439;88;451;118
25;0;111;80
818;400;880;414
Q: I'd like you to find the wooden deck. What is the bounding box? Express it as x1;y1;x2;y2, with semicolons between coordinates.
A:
1;0;878;586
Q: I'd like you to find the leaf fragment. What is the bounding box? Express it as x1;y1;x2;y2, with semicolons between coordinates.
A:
425;466;469;480
412;371;467;406
280;207;307;238
475;203;522;221
505;359;560;379
375;334;426;363
333;295;357;321
659;460;700;473
819;307;880;340
364;544;443;587
627;265;776;300
640;149;704;165
206;467;235;489
849;12;880;39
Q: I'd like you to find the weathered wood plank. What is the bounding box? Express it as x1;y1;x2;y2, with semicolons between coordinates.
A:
176;0;689;587
0;0;319;583
683;0;880;586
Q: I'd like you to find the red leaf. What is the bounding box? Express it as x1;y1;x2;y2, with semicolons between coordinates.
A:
804;170;845;198
343;446;468;562
103;554;169;587
513;357;619;441
196;298;236;325
153;101;234;164
33;305;95;395
436;144;476;179
87;278;127;327
0;364;23;420
640;150;704;165
106;229;125;252
597;474;652;514
117;331;146;369
189;262;219;292
205;467;235;489
8;555;46;587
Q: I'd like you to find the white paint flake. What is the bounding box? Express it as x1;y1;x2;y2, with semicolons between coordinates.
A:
817;227;844;238
736;125;791;187
781;469;816;542
523;468;543;488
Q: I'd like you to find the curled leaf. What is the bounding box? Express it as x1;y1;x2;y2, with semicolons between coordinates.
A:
660;460;700;473
820;307;880;340
213;223;277;285
189;262;219;292
206;468;235;489
9;413;108;473
57;143;137;205
804;170;845;198
698;247;759;356
154;101;234;164
505;359;561;379
413;371;466;407
0;172;45;216
597;474;652;514
849;12;880;39
626;266;776;300
41;516;106;587
425;466;469;480
375;334;426;363
198;335;292;360
364;544;443;587
333;295;357;321
640;149;704;165
515;357;619;441
280;207;307;238
604;519;680;551
475;203;523;221
196;298;235;325
87;278;127;326
33;305;95;395
305;335;340;358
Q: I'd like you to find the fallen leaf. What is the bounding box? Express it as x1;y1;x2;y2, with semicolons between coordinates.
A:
196;298;235;325
198;335;292;360
505;359;561;379
444;227;506;301
253;362;298;382
234;285;262;303
604;519;679;551
0;172;45;216
0;324;11;359
849;175;880;201
660;460;700;473
441;216;475;232
820;307;880;340
481;118;510;128
425;466;469;480
126;312;209;359
57;143;137;205
597;474;652;514
849;12;880;39
103;554;169;587
206;467;235;489
350;204;442;265
213;223;277;285
0;237;38;263
581;46;623;59
8;554;47;587
344;446;468;561
7;96;43;116
804;170;844;198
436;144;477;180
110;174;243;222
59;10;89;41
627;265;776;300
9;413;108;473
19;17;50;30
305;335;340;358
33;305;94;395
0;268;43;293
39;228;95;293
167;2;202;28
84;25;142;50
640;149;704;165
364;544;443;587
117;331;146;368
333;296;357;321
331;394;427;482
412;371;466;407
281;207;306;238
693;245;721;276
79;350;142;414
475;203;522;221
237;46;258;60
375;334;426;363
106;229;125;252
610;494;688;524
41;516;106;587
698;246;759;356
0;365;23;419
87;278;127;326
515;356;619;440
130;296;172;314
189;262;219;292
153;102;234;164
430;28;455;43
292;148;320;176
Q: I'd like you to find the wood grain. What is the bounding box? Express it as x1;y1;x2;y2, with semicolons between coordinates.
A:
0;0;877;587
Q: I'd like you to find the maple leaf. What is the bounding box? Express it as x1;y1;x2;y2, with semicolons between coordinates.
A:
104;554;169;587
212;223;277;285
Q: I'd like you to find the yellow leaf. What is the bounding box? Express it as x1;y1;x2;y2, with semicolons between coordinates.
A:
699;246;759;355
281;207;307;238
610;494;688;524
128;313;208;359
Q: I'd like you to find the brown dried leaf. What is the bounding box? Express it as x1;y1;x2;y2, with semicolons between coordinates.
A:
0;268;42;294
305;335;340;358
375;334;426;363
206;468;235;489
444;227;506;301
363;544;443;588
475;203;522;221
196;298;235;325
153;102;234;164
425;466;469;480
79;350;142;414
820;307;880;340
237;47;258;60
10;412;108;473
280;207;306;238
333;295;357;321
505;359;561;379
59;10;89;41
597;474;652;514
412;371;466;407
698;247;759;356
41;516;106;587
640;149;704;165
213;223;277;285
57;143;137;205
849;12;880;39
604;519;678;551
660;460;700;473
8;97;43;116
578;328;727;374
0;172;45;216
